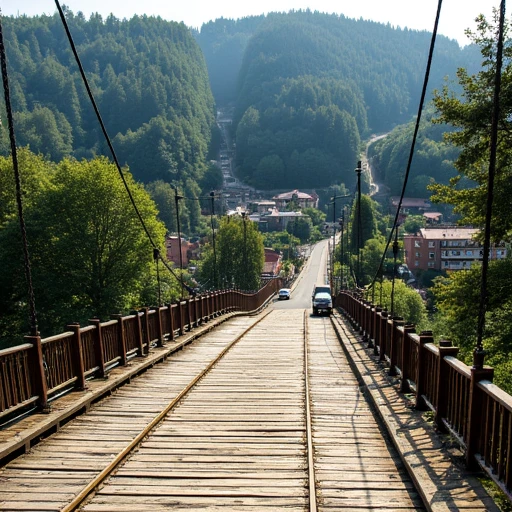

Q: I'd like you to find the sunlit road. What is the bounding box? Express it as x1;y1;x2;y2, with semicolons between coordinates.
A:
272;239;330;311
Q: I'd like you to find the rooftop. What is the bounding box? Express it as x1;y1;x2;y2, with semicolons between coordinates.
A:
418;227;479;240
273;189;315;201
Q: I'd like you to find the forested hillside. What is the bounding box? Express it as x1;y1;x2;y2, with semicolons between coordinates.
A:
1;9;220;234
367;108;460;197
198;11;481;191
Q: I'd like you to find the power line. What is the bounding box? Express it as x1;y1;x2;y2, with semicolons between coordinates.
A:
367;0;444;294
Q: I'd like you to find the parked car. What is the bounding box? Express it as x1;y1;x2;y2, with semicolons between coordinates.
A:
312;291;332;315
278;288;291;300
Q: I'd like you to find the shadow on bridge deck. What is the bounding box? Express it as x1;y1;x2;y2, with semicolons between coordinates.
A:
332;312;499;512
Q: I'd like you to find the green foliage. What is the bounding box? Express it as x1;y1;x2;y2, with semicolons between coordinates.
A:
359;236;388;286
2;11;215;212
198;216;264;291
0;151;167;343
403;214;426;234
302;207;326;227
262;231;300;262
367;109;459;197
350;195;378;251
286;216;313;243
431;261;512;383
428;14;512;241
372;279;427;328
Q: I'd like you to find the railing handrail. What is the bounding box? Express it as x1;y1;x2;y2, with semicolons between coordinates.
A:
0;281;282;424
335;290;511;502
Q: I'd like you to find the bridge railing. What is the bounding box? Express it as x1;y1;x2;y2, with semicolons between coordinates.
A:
0;280;281;423
336;290;512;501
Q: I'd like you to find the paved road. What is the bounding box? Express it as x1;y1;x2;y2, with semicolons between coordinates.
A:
273;239;330;311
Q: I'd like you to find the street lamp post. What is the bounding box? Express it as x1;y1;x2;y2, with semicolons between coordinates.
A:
355;161;363;287
173;186;184;298
330;194;352;293
210;191;217;289
339;210;344;290
331;197;336;293
241;211;248;291
390;224;399;316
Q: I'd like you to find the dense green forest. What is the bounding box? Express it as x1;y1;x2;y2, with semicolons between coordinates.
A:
367;109;461;197
0;8;220;234
197;10;481;191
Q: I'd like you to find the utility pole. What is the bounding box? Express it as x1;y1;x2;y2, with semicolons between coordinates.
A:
173;186;184;298
340;209;345;290
355;161;363;287
241;211;248;290
210;192;217;289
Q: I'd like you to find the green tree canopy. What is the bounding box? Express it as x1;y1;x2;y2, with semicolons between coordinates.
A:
0;152;168;342
429;14;512;240
199;216;264;291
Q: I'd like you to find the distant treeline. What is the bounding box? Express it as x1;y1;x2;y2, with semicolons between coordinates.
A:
197;10;481;191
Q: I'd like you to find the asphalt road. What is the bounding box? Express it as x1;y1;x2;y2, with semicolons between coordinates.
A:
273;239;330;311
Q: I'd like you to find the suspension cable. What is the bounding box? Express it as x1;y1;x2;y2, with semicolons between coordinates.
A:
0;11;39;336
475;0;506;365
54;1;186;287
367;0;443;292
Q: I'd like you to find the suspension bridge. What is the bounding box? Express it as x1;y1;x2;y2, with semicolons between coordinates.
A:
0;241;507;511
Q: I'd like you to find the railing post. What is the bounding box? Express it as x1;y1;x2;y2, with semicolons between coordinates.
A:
379;309;388;362
186;298;192;331
177;300;184;336
167;303;175;341
466;364;494;469
389;317;404;376
25;333;49;411
415;331;433;410
89;319;106;378
373;306;382;356
434;341;459;431
367;302;375;348
111;314;128;366
67;323;86;390
141;308;150;355
155;307;164;348
400;324;416;393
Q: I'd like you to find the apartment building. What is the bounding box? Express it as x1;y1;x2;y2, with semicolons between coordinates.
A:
403;227;507;272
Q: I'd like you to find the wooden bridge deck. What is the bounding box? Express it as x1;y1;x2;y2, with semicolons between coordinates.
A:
0;309;498;511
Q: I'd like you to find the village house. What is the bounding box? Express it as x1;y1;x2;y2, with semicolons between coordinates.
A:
272;190;319;210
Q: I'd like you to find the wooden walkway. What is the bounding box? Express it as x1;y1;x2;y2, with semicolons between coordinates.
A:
0;309;498;511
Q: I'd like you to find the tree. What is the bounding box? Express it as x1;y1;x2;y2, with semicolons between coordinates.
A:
373;279;427;327
302;207;326;227
287;216;313;243
199;216;264;291
350;195;378;251
429;13;512;240
431;259;512;393
403;214;425;234
0;154;167;338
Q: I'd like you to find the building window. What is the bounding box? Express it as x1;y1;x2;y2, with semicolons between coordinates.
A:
441;241;447;247
414;241;421;248
415;251;421;257
444;261;449;267
428;262;435;268
466;250;473;256
428;241;435;248
415;261;419;267
429;252;435;259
